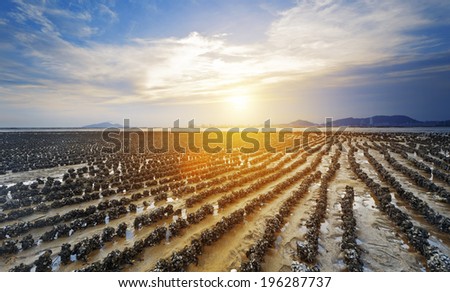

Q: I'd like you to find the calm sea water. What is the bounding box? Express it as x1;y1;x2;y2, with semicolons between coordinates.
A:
0;128;102;132
332;127;450;133
1;127;450;133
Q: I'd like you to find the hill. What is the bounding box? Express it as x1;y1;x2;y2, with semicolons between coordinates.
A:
332;115;421;127
288;115;450;127
82;122;122;128
286;119;318;127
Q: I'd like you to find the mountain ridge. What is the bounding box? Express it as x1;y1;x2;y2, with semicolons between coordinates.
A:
82;122;122;128
286;119;318;127
287;115;450;127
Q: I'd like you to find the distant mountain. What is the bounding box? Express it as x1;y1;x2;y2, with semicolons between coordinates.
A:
287;115;450;128
332;115;421;127
82;122;122;128
287;119;318;127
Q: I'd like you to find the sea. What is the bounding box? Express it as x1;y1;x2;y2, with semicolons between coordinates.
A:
1;127;450;133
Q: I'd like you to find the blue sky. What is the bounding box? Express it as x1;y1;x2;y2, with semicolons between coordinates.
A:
0;0;450;127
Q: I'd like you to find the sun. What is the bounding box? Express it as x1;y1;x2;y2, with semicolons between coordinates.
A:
228;95;249;111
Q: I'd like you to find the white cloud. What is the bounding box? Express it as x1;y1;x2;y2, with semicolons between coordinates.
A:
386;65;450;78
12;0;59;36
268;0;429;66
1;0;447;110
97;3;118;22
45;7;92;21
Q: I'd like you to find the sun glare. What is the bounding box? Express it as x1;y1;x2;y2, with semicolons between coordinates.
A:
228;95;249;110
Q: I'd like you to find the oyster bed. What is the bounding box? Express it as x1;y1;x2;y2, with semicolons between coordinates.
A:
1;131;449;272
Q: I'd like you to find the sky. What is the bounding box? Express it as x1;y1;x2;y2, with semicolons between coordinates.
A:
0;0;450;127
